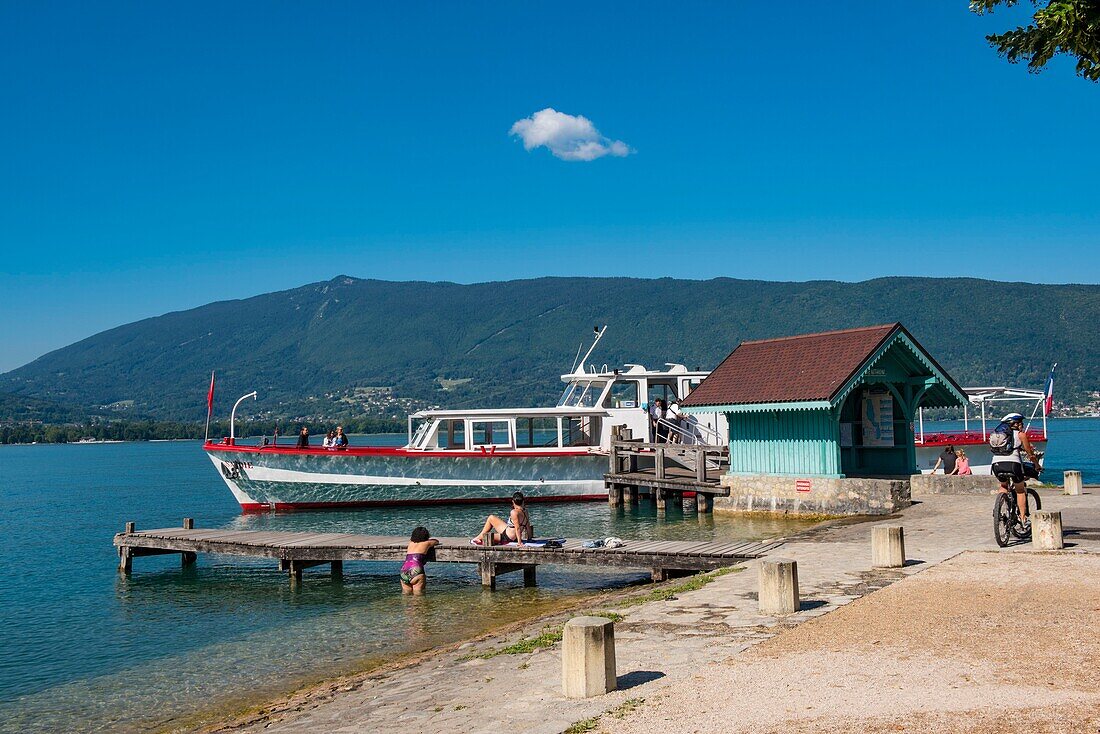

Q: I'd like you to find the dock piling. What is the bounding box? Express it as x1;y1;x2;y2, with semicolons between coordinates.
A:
183;517;194;530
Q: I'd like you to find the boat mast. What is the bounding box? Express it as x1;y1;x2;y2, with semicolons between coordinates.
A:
573;325;607;375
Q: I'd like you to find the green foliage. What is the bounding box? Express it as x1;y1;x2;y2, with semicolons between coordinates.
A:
1;276;1096;423
971;0;1100;80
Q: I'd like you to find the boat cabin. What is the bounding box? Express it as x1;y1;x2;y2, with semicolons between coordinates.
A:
405;363;726;452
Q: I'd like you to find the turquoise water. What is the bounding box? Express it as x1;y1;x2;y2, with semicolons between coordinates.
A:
0;435;813;733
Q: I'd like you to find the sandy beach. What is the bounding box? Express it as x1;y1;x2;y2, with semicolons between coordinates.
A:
185;489;1100;734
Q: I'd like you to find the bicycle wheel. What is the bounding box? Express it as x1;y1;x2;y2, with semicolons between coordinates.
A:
1028;488;1042;511
993;493;1014;547
1010;489;1042;539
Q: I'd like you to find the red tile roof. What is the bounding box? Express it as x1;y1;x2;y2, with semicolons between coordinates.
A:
682;324;901;407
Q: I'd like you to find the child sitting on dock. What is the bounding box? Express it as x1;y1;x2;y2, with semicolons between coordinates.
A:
400;527;439;596
472;491;533;547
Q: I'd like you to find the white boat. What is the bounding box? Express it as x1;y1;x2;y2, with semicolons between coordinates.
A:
205;328;726;510
915;383;1051;475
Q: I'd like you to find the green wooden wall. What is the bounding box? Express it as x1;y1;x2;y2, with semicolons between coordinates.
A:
726;409;841;476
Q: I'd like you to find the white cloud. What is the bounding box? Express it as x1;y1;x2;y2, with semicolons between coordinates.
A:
509;108;631;162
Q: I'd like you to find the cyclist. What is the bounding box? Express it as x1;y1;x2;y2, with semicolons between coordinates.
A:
990;412;1041;531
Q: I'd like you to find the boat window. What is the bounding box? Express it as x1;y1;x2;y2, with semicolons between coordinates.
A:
410;420;431;447
437;419;466;449
563;416;601;447
472;420;511;447
558;380;606;408
648;381;680;406
516;417;560;448
604;380;639;409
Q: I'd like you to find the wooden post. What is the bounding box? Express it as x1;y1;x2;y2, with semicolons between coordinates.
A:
523;565;537;587
759;558;799;615
696;446;706;482
871;526;905;568
181;551;197;568
479;561;497;589
119;546;133;574
623;485;635;505
696;492;713;513
607;484;622;507
1064;470;1083;496
650;568;670;582
330;560;343;578
125;521;135;534
183;517;194;530
655;488;667;513
1032;511;1064;550
655;448;666;479
609;443;619;474
561;616;617;698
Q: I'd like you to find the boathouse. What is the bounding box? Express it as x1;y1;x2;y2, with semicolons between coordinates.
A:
681;323;967;514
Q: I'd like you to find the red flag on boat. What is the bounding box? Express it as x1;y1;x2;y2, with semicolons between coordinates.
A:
207;371;216;414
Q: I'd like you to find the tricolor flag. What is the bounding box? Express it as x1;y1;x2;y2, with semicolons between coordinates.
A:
1043;363;1057;416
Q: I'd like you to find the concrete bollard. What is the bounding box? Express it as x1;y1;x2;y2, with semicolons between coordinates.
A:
871;525;906;568
1032;511;1064;550
562;616;617;698
758;558;799;615
1064;471;1083;496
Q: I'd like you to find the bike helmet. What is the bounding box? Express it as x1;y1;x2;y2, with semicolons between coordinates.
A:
1001;412;1024;424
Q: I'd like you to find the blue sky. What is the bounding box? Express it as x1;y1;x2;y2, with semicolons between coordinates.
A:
2;2;1098;372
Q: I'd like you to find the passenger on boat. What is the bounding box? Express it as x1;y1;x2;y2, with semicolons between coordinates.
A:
323;430;336;449
295;426;310;449
400;526;439;596
955;448;972;475
665;401;684;443
931;445;958;475
650;399;668;442
334;426;349;449
472;491;533;547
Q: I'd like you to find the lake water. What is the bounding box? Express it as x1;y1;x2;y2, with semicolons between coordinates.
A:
1;418;1095;733
0;435;812;733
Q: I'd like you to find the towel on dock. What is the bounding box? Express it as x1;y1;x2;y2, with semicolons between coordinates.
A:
583;537;626;549
470;537;565;548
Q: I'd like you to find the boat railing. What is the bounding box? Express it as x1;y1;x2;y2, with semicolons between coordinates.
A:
657;416;722;446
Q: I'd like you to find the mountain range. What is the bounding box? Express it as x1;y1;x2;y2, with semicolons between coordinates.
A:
1;276;1096;423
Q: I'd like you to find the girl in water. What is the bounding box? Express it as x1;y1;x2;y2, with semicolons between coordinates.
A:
400;526;439;595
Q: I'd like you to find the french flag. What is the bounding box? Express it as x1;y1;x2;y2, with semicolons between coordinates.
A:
1043;363;1057;416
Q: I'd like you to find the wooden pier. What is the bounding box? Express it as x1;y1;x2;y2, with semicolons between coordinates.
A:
606;440;730;513
114;520;781;588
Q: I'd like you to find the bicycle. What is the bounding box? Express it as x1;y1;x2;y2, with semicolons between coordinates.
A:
992;460;1043;547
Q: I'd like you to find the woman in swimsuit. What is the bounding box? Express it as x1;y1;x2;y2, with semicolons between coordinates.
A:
400;526;439;595
473;492;532;547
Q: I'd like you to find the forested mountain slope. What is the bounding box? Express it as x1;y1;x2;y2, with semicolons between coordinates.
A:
2;276;1095;421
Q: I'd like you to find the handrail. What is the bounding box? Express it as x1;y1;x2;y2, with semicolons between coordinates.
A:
656;416;722;445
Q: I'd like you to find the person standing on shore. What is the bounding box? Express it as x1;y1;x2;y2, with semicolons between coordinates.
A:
296;426;310;449
955;448;973;475
400;527;439;595
932;445;958;474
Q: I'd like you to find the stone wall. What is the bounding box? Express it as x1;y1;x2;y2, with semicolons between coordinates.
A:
910;473;999;496
716;474;910;516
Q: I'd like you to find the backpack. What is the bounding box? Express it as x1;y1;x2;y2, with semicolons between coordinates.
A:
988;422;1016;456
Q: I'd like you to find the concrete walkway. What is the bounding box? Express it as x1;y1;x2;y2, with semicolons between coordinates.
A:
211;490;1100;734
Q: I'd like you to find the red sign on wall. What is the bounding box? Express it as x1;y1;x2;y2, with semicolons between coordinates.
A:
795;479;812;493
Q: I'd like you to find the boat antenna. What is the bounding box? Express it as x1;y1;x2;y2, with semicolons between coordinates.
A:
573;325;607;375
570;342;584;375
